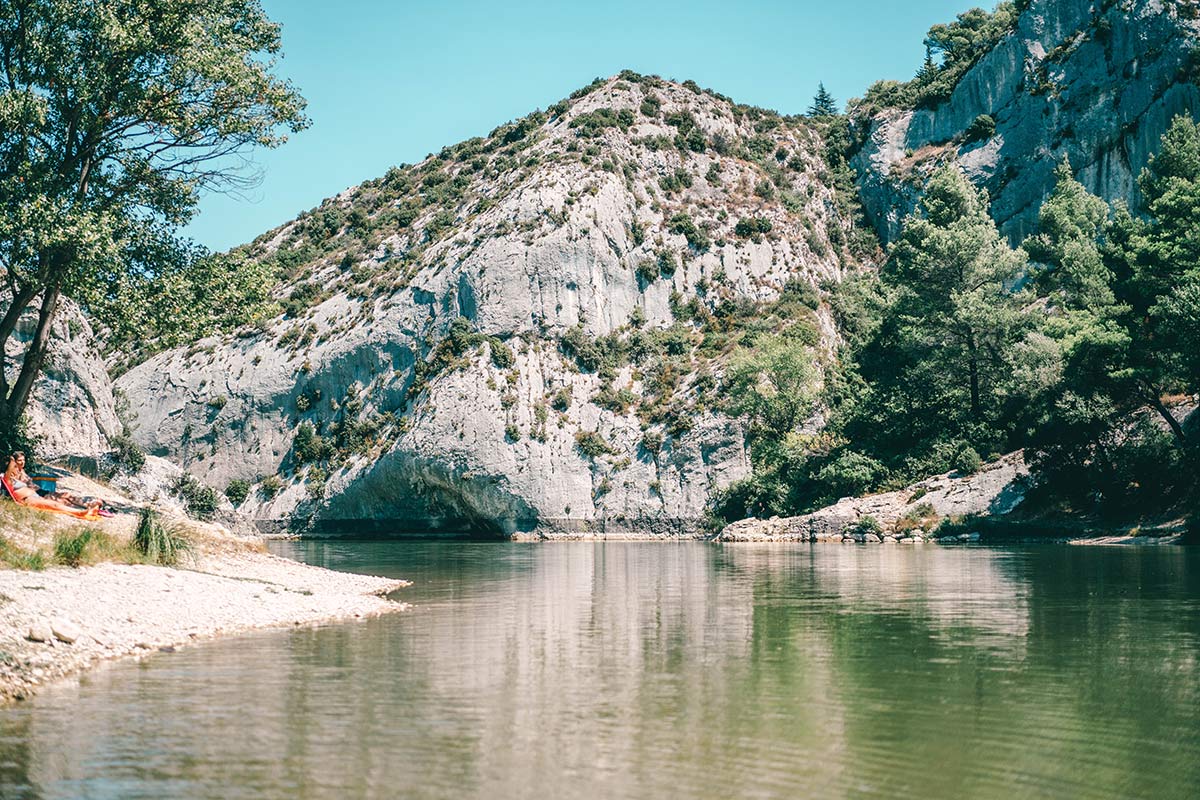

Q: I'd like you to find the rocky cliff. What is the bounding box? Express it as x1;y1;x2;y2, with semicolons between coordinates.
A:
854;0;1200;244
116;75;856;536
6;299;121;461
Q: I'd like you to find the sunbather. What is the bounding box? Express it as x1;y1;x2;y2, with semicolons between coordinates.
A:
4;452;103;519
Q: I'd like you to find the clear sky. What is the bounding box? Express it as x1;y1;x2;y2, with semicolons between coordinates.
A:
183;0;977;252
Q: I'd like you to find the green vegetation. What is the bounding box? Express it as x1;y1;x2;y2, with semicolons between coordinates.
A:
133;507;192;567
808;83;840;117
854;3;1023;113
575;430;613;459
225;479;252;506
173;474;220;521
718;117;1200;527
0;0;307;423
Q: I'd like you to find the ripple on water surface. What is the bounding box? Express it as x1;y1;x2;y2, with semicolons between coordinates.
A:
0;541;1197;799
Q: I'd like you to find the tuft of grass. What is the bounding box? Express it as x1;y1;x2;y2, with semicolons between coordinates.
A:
51;528;127;568
0;534;46;571
53;529;96;568
133;507;193;566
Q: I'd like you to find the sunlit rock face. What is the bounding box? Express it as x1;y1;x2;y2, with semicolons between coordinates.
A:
855;0;1200;244
8;299;121;461
117;76;852;536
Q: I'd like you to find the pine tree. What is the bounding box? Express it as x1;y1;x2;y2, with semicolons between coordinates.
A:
807;83;839;117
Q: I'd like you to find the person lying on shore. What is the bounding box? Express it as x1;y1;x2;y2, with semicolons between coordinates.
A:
3;452;105;520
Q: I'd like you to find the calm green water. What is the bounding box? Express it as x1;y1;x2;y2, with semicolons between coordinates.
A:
0;542;1198;799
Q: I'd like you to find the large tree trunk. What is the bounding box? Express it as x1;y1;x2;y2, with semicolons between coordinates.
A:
967;334;981;420
0;284;40;401
3;282;62;425
1142;381;1188;449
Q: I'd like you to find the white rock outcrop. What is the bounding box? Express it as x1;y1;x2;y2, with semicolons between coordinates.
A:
854;0;1200;244
117;76;852;536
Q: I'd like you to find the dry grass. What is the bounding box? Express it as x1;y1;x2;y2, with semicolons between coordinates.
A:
894;502;939;534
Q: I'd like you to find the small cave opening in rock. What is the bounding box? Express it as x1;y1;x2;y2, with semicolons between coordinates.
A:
314;454;538;540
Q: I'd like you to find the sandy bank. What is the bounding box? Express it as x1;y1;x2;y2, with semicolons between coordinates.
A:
0;540;408;704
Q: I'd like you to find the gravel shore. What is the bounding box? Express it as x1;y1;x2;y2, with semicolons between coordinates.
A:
0;547;408;703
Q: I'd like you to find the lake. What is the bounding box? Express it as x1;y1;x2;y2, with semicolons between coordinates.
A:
1;541;1198;799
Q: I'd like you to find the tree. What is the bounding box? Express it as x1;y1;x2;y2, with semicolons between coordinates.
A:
847;167;1032;471
1113;115;1200;446
807;83;839;117
1023;159;1115;312
0;0;308;441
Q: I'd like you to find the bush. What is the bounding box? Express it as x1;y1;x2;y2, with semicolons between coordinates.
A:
575;430;613;459
894;502;938;533
846;516;883;537
734;217;773;237
133;507;192;566
259;475;283;499
640;430;664;455
636;259;659;285
551;388;572;411
173;473;219;521
110;433;146;473
293;422;334;464
964;114;996;142
668;213;710;251
488;338;515;369
951;445;982;475
225;478;251;506
505;424;520;442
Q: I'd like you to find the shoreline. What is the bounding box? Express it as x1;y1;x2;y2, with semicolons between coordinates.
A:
0;547;409;704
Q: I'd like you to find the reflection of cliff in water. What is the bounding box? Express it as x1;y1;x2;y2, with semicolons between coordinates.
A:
1;544;1197;800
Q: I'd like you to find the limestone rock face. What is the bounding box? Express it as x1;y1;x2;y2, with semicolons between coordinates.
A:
117;76;851;536
7;299;121;460
855;0;1200;244
719;452;1029;542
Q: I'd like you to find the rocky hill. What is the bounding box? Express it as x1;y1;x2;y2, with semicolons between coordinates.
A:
854;0;1200;244
116;74;862;536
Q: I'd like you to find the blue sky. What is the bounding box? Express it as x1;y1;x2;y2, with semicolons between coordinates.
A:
184;0;977;252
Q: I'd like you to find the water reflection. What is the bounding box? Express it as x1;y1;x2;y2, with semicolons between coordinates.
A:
0;543;1197;799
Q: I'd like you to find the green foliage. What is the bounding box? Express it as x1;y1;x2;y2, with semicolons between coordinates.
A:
173;474;219;521
225;479;252;506
0;0;307;418
109;433;146;473
807;82;839;117
1023;160;1115;310
846;516;882;537
259;475;283;499
488;338;515;369
845;167;1033;475
856;3;1020;113
505;424;521;442
53;529;97;568
964;114;996;142
951;445;982;475
734;217;773;237
668;213;710;251
551;388;572;411
640;430;664;455
133;507;192;567
569;108;635;138
575;430;613;459
658;169;693;193
293;422;334;464
720;335;818;437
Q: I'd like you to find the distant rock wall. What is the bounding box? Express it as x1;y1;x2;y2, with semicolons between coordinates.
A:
855;0;1200;244
117;76;846;536
719;452;1029;542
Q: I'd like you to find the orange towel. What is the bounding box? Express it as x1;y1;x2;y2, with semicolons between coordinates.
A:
2;475;100;521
